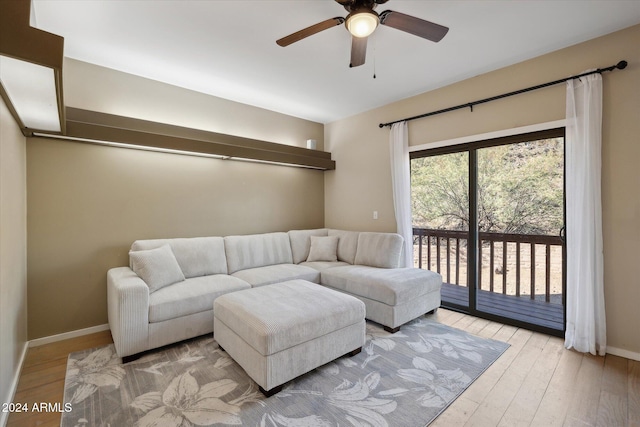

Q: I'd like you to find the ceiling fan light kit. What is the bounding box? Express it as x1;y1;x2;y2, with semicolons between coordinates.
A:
276;0;449;68
346;10;379;38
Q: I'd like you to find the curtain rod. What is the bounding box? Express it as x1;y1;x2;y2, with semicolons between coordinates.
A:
379;60;628;128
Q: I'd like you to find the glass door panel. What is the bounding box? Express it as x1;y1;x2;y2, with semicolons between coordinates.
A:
475;138;565;330
411;152;470;309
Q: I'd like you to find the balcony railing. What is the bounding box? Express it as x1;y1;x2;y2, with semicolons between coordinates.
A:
413;227;565;304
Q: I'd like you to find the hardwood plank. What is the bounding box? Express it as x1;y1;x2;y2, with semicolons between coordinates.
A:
630;360;640;427
497;336;564;426
465;317;491;336
490;324;518;343
431;307;456;323
530;345;584;427
431;396;479;427
596;355;628;427
463;332;549;426
438;309;466;326
563;353;605;426
24;330;113;368
449;312;479;330
475;320;504;339
15;361;67;391
462;327;533;405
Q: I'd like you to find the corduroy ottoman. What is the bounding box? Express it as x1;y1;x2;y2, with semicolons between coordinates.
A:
213;279;365;396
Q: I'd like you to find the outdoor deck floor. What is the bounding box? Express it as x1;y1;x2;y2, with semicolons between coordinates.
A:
441;282;565;331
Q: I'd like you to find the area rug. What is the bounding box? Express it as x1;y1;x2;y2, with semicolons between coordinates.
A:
61;318;509;427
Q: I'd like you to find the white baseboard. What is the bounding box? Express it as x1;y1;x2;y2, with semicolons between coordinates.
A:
28;323;110;348
1;341;28;427
607;345;640;362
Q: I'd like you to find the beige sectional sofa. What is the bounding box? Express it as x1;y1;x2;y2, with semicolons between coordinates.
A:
107;228;442;361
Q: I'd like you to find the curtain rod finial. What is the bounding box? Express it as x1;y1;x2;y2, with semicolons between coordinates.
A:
616;60;628;70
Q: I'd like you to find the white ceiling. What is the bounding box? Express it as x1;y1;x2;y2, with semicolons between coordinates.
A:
32;0;640;124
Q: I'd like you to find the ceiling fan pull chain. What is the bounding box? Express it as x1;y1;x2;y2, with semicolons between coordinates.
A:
373;33;377;79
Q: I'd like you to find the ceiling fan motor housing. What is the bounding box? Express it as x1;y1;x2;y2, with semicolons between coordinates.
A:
337;0;389;11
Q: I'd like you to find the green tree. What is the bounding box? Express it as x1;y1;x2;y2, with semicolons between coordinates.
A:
411;138;564;235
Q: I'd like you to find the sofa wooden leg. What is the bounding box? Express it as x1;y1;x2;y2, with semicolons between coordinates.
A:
259;384;283;398
347;347;362;357
122;353;142;364
425;308;438;316
384;326;400;334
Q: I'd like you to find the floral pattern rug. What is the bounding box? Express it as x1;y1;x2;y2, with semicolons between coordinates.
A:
62;317;509;427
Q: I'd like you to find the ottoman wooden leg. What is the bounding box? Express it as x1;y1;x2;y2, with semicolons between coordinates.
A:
384;325;401;334
259;384;283;398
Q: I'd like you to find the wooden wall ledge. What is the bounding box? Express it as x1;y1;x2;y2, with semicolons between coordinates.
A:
35;107;335;170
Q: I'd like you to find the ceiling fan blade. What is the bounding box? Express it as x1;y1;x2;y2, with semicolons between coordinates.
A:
379;10;449;42
350;36;367;67
276;17;345;47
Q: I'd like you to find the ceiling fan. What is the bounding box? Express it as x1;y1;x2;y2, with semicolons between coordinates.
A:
276;0;449;68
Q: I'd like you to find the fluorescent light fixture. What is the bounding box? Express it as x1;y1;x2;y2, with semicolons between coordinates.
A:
0;0;65;135
346;11;379;38
0;55;61;132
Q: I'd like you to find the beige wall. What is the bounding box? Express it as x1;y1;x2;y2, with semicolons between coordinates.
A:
26;60;325;339
325;24;640;354
0;96;28;413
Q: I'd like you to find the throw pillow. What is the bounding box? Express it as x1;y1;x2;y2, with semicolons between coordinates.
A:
130;244;185;292
307;235;339;262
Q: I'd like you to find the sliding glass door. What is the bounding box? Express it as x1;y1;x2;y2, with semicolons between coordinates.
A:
411;128;566;335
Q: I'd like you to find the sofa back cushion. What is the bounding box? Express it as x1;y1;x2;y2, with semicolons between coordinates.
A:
224;232;294;274
130;237;228;278
328;229;360;264
288;229;328;264
354;232;403;268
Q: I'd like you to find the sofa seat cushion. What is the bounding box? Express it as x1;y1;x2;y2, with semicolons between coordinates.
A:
321;265;442;306
214;280;365;356
300;261;350;271
231;264;319;287
149;275;250;323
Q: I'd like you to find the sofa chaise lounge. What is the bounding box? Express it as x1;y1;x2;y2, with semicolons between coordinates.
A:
107;228;442;361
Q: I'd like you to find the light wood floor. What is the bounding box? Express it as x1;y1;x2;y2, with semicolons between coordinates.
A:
7;309;640;427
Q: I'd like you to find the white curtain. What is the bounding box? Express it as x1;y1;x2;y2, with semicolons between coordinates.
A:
389;121;413;268
564;73;606;356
